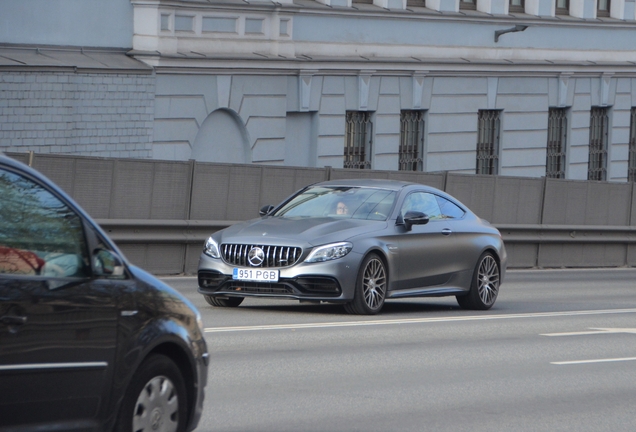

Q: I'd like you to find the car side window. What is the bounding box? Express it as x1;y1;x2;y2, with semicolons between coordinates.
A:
435;196;466;219
0;168;90;278
401;192;442;220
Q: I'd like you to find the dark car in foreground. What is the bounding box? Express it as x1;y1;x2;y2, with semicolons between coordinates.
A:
0;154;208;432
198;179;506;315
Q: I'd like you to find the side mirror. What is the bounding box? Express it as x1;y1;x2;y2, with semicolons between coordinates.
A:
259;205;275;217
403;211;429;231
93;249;125;278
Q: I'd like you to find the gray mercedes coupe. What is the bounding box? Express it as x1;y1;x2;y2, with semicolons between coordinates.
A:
197;179;506;315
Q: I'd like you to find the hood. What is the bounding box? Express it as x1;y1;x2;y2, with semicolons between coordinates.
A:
216;216;387;247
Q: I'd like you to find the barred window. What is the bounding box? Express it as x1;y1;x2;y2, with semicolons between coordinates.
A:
546;108;568;179
628;108;636;182
344;111;372;169
476;110;501;175
399;110;426;171
587;107;609;181
556;0;569;15
597;0;610;17
459;0;476;10
509;0;524;13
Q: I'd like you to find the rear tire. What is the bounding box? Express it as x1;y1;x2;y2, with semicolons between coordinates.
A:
456;252;500;310
344;253;387;315
204;295;244;307
116;354;188;432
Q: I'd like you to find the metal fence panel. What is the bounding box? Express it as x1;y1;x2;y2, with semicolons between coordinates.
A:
190;163;232;220
150;161;193;220
539;244;627;268
387;171;445;190
492;177;544;224
111;160;155;219
259;167;325;209
73;158;115;219
444;174;496;222
226;165;264;220
118;244;186;275
543;179;631;225
31;154;77;197
543;179;591;225
5;152;29;165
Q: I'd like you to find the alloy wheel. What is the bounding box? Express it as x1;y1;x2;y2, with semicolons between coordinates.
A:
477;255;499;306
362;257;387;310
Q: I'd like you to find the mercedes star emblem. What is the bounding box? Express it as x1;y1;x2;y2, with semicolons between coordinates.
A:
248;247;265;267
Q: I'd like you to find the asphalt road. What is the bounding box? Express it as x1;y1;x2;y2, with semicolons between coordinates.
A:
163;268;636;432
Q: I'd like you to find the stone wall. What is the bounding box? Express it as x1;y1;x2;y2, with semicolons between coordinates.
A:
0;72;155;158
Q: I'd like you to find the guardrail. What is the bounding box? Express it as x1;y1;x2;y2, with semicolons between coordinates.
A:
97;219;636;274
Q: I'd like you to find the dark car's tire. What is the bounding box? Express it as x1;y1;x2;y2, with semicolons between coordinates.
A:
116;354;188;432
345;253;387;315
456;252;500;310
203;295;244;307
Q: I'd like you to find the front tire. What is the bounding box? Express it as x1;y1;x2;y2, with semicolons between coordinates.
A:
456;252;500;310
116;354;188;432
344;253;387;315
204;295;244;307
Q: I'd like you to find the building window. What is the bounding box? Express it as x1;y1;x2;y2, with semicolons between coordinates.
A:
546;108;568;179
597;0;610;17
628;108;636;182
344;111;372;169
476;110;501;175
555;0;569;15
588;107;609;181
459;0;477;10
509;0;524;13
399;110;426;171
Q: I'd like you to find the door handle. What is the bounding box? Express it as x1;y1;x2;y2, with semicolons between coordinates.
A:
441;228;452;236
0;315;27;325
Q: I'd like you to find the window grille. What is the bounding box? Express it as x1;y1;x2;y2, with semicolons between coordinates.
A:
476;110;501;175
509;0;525;13
597;0;610;17
344;111;372;169
587;107;609;181
628;108;636;182
459;0;476;10
399;110;425;171
546;108;567;179
556;0;569;14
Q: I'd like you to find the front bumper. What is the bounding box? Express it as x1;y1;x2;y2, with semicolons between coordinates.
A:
197;252;361;302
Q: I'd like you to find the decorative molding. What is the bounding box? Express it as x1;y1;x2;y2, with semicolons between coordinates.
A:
358;71;374;110
217;76;231;109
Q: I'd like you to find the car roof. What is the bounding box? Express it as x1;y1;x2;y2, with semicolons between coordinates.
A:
312;178;429;191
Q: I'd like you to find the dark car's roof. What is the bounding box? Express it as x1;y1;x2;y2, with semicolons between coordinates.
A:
312;178;430;192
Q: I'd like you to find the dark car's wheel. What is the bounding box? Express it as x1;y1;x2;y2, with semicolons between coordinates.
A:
116;354;188;432
456;252;500;310
345;253;387;315
204;295;244;307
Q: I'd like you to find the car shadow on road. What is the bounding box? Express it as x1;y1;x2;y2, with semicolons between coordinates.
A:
234;299;462;316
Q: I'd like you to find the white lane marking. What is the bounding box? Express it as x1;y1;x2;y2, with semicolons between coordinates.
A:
204;308;636;333
542;327;636;337
552;357;636;365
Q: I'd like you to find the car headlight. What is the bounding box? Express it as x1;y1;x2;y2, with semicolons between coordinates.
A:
203;237;220;259
305;242;352;263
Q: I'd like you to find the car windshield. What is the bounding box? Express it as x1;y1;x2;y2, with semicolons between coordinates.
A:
273;186;396;221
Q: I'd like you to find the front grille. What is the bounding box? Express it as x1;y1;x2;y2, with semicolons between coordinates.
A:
221;244;302;268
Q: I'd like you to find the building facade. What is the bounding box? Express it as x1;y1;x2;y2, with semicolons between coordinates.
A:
2;0;636;181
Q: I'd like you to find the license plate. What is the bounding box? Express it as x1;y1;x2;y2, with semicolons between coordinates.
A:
232;268;279;282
